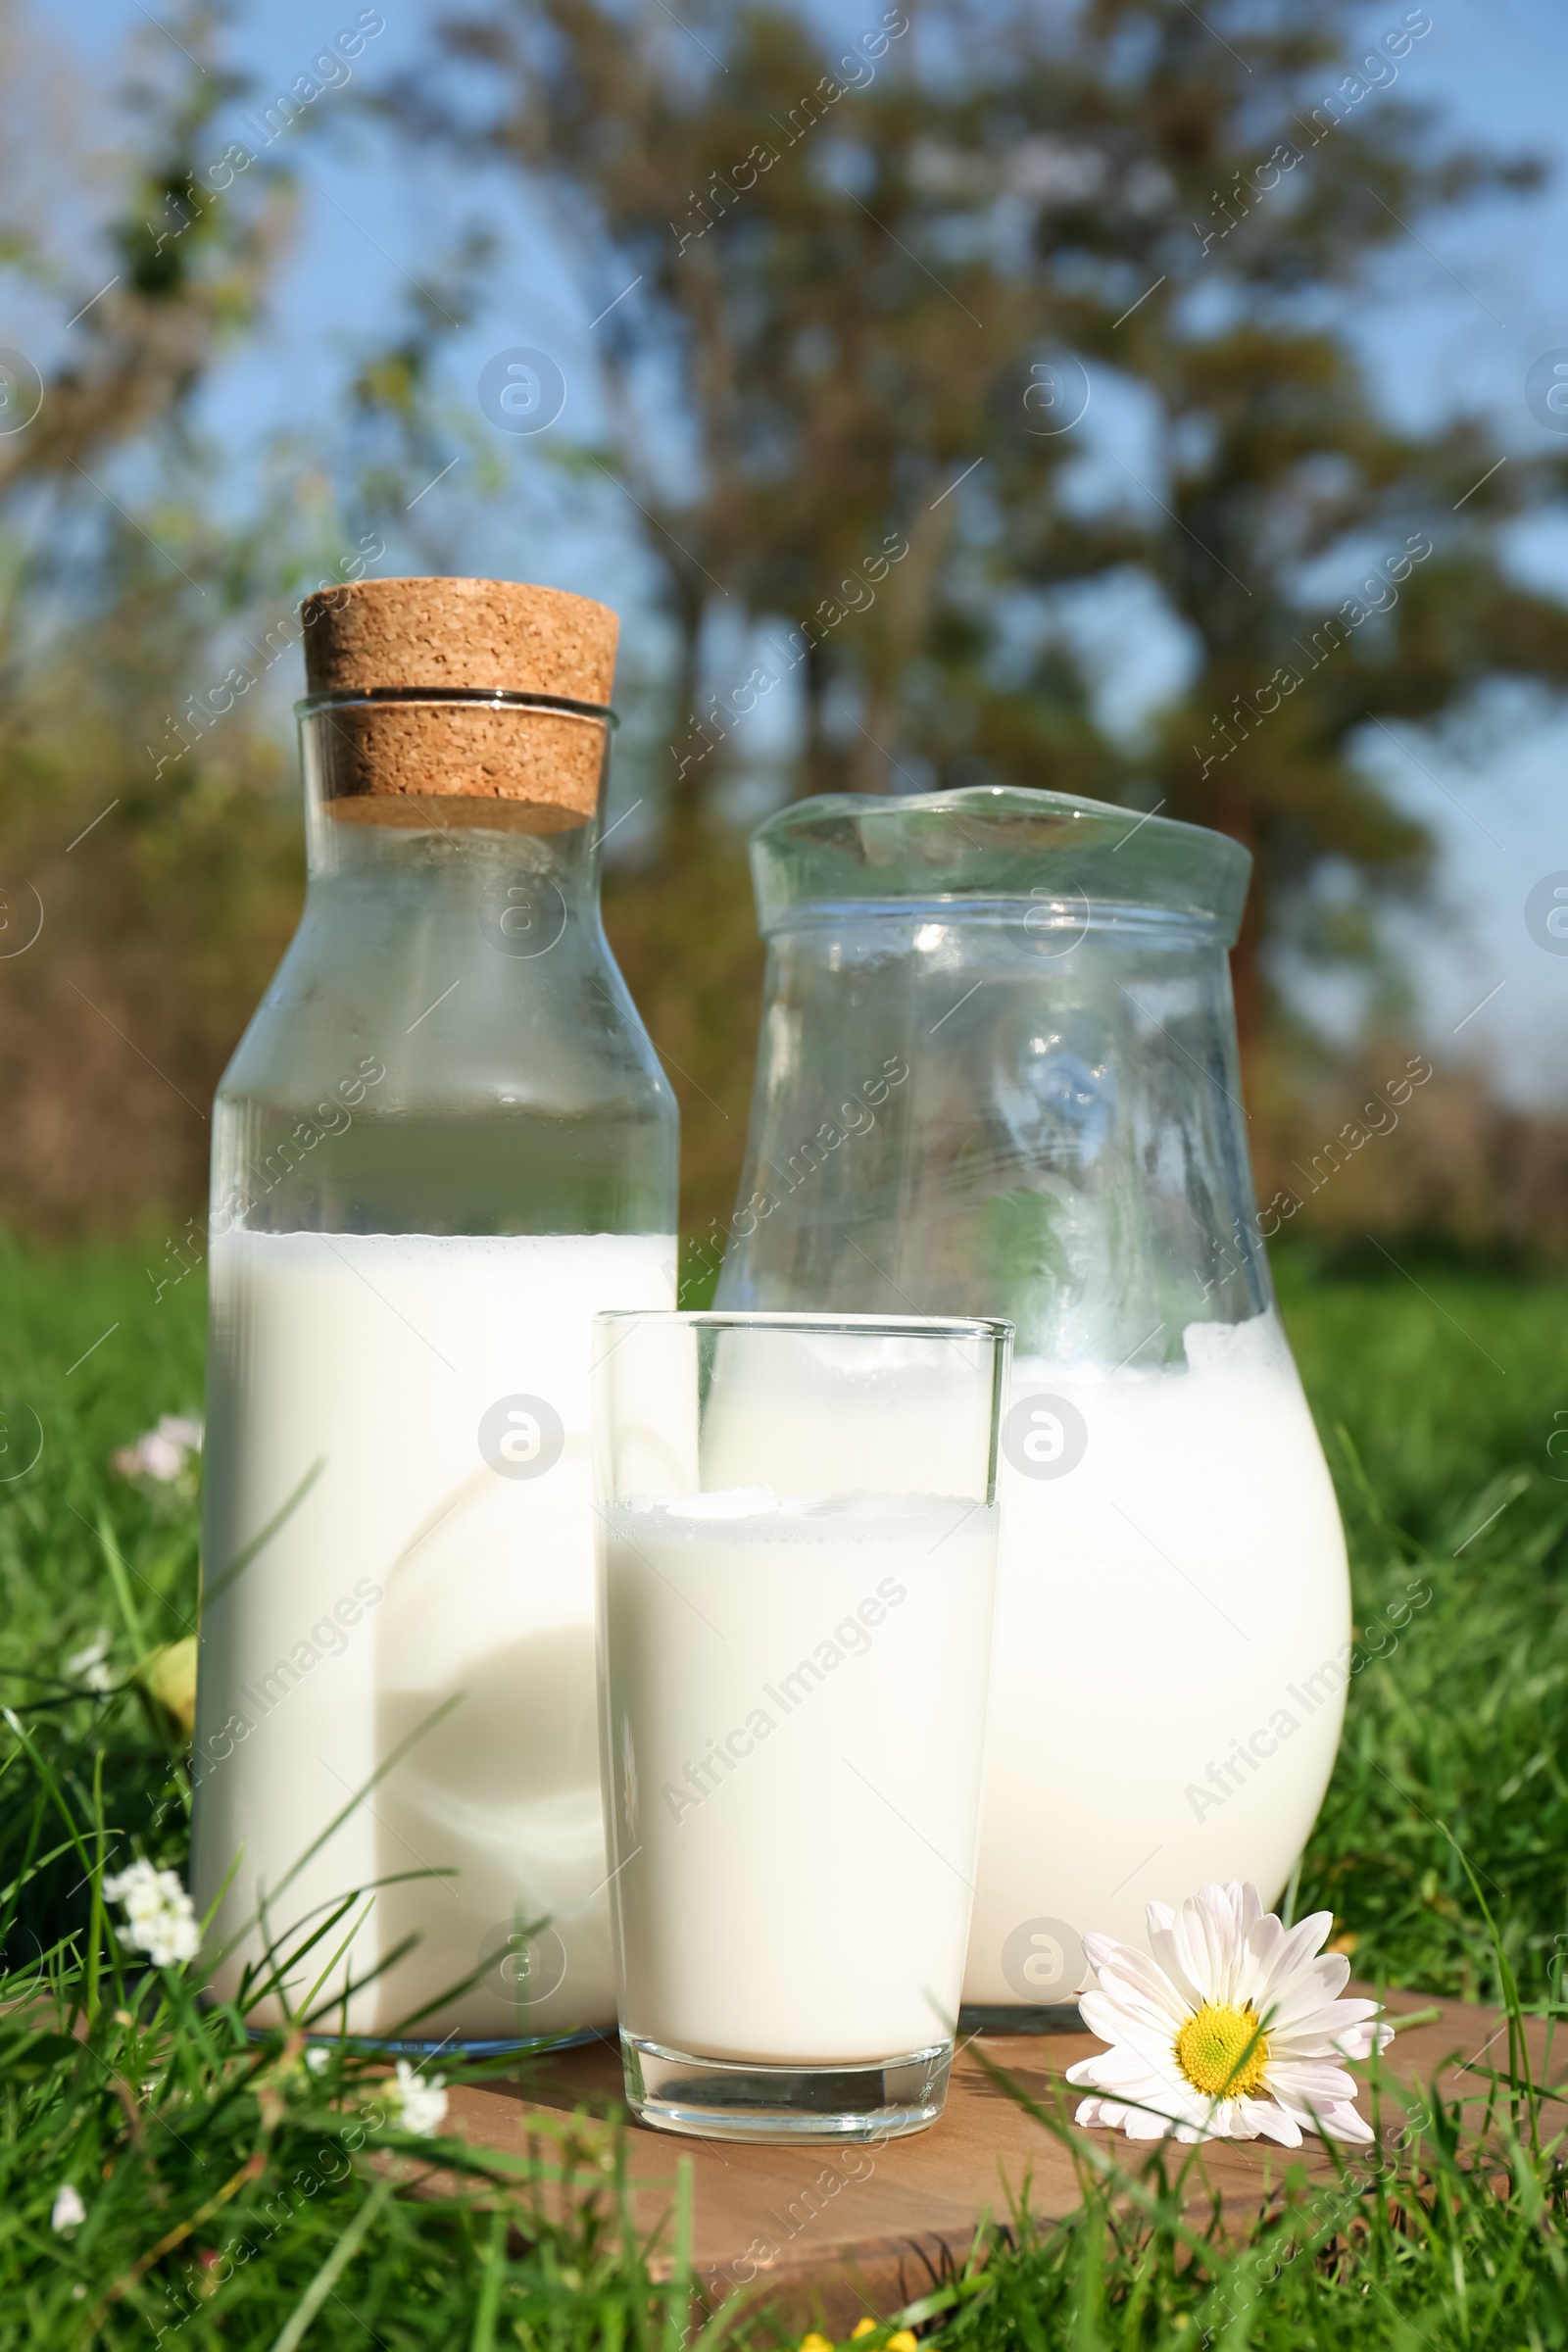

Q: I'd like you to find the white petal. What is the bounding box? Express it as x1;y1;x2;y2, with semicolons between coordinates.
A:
1264;1949;1349;2008
1188;1887;1234;1995
1096;1940;1186;1999
1065;2043;1161;2090
1068;2029;1193;2111
1261;1911;1336;1990
1269;2006;1367;2051
1262;1966;1354;2035
51;2184;86;2232
1168;1895;1225;2005
1275;2092;1375;2144
1120;2106;1180;2139
1283;1907;1335;1960
1114;2088;1199;2138
1079;1977;1187;2052
1212;2107;1269;2144
1242;1911;1286;1994
1073;2063;1217;2140
1147;1919;1205;2010
1210;1884;1252;1991
1089;1949;1193;2030
1324;2004;1394;2059
1181;1882;1252;2005
1236;2095;1303;2148
1245;1913;1330;2014
1266;2059;1360;2104
1326;1995;1385;2029
1169;2089;1251;2143
1078;1987;1147;2044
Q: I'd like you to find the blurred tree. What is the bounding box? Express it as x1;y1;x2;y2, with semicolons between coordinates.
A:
401;0;1120;826
972;0;1568;1048
0;0;551;1234
405;0;1568;1061
0;4;349;1232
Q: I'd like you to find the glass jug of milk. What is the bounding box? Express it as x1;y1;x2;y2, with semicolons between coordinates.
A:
190;576;677;2046
713;786;1349;2025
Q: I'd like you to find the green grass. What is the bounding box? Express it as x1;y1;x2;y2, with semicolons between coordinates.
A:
0;1236;1565;2345
1276;1245;1568;2006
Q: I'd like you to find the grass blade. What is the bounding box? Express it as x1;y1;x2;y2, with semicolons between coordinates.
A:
269;2174;395;2352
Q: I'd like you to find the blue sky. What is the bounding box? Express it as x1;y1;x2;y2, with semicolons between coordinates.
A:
32;0;1568;1102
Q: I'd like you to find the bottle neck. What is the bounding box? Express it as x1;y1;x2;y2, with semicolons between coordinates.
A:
297;693;611;895
212;709;674;1237
297;699;607;929
301;791;604;917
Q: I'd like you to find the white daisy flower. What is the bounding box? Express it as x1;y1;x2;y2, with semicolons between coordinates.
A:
51;2183;86;2232
103;1858;201;1967
66;1633;115;1693
388;2057;448;2136
1065;1879;1393;2146
112;1414;203;1485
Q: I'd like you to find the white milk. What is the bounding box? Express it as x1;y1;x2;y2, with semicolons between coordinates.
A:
192;1227;675;2039
962;1309;1350;2006
600;1493;998;2065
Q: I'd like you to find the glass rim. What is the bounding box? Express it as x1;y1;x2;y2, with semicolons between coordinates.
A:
746;783;1250;948
594;1306;1014;1343
766;896;1227;940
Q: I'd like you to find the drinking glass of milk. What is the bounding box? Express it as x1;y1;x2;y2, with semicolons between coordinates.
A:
592;1307;1010;2142
190;578;677;2047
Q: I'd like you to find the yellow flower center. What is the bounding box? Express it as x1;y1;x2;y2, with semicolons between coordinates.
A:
1174;2001;1271;2099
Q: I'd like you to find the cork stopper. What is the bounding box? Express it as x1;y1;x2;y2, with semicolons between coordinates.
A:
300;576;618;830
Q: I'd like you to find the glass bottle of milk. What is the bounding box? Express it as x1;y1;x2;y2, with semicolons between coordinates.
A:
713;787;1350;2027
190;576;677;2047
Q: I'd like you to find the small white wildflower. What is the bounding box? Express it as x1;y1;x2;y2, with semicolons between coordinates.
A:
51;2183;86;2233
305;2046;333;2075
103;1858;201;1966
66;1633;115;1693
112;1414;204;1485
389;2057;448;2135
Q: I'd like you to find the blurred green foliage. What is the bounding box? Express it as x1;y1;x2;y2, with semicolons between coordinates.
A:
3;1;1567;1245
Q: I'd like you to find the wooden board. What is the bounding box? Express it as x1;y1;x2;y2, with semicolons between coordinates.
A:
439;1993;1563;2334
